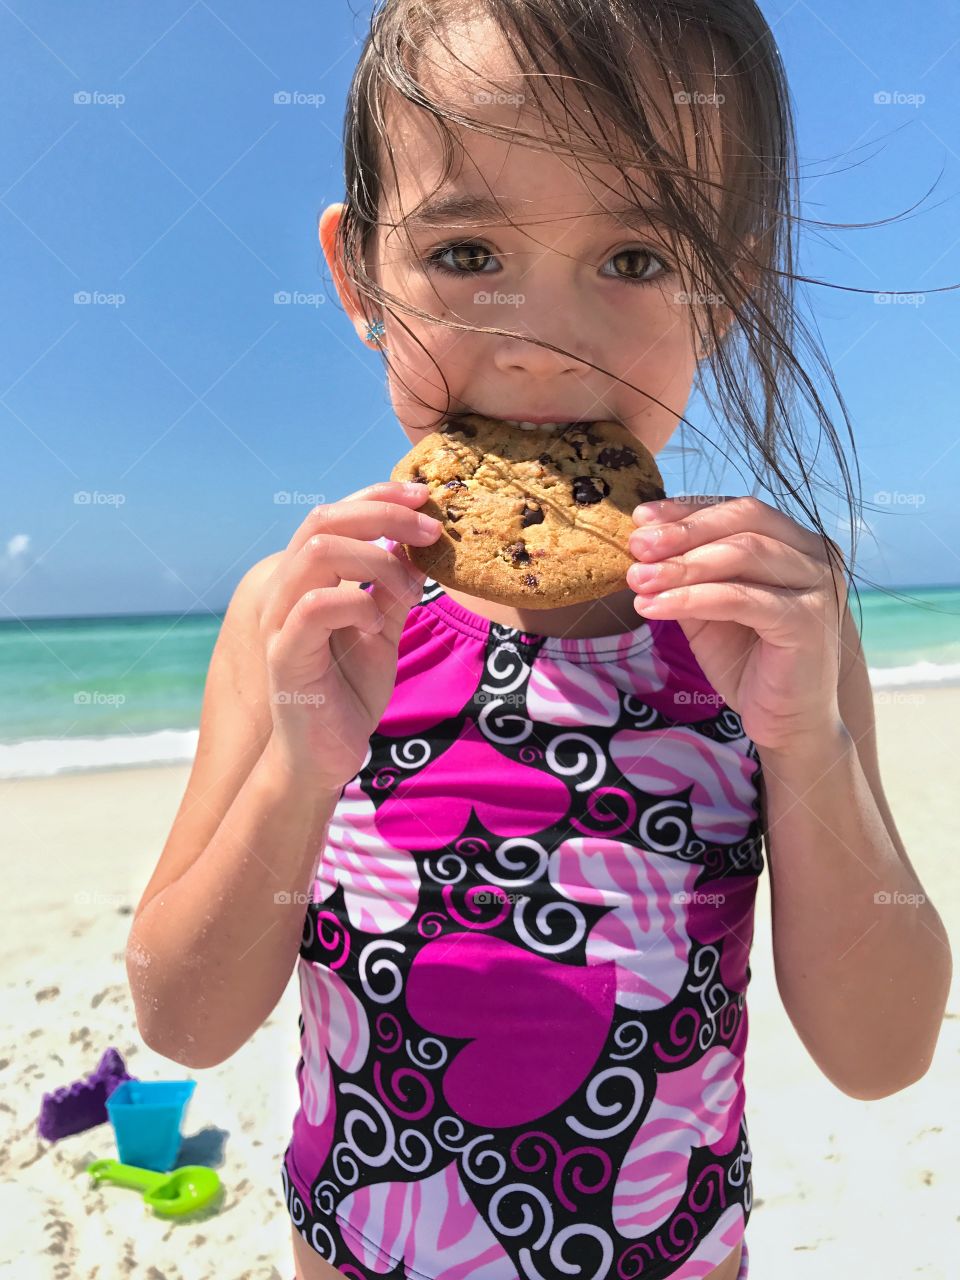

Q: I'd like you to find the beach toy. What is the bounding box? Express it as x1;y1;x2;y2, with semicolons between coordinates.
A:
38;1047;137;1142
86;1158;222;1218
106;1079;196;1172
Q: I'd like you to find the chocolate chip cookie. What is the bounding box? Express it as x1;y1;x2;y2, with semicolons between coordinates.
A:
389;413;666;608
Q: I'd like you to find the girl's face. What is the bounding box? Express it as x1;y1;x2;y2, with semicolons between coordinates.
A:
323;17;720;460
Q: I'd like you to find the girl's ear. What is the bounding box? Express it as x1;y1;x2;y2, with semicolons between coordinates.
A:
318;202;383;349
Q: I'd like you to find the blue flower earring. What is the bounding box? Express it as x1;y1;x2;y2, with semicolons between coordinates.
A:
365;318;386;343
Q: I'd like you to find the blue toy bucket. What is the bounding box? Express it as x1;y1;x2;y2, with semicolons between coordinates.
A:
106;1080;196;1172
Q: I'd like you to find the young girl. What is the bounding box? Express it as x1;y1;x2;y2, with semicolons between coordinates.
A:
127;2;952;1278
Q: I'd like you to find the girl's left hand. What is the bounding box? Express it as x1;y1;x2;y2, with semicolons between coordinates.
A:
627;495;849;756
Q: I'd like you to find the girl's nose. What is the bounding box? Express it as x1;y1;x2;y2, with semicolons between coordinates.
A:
490;319;593;380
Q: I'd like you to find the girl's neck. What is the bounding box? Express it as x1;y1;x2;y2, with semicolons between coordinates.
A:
441;584;645;640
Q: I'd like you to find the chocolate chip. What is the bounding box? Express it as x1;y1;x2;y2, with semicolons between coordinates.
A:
564;425;601;459
522;573;539;587
520;502;544;527
445;505;463;522
598;446;638;470
444;477;467;490
537;452;553;466
413;471;427;485
506;540;531;565
572;475;610;505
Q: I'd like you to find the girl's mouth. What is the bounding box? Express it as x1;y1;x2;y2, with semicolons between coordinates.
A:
453;411;605;430
500;419;580;430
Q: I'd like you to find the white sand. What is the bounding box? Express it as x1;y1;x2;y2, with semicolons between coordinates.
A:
744;689;960;1279
1;690;957;1279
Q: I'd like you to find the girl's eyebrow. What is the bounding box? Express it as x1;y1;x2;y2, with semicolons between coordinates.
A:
402;191;664;233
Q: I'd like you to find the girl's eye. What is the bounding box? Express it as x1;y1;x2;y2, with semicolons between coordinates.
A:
426;242;498;275
602;248;671;284
424;241;672;284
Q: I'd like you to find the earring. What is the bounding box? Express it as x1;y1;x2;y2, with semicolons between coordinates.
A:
365;318;386;343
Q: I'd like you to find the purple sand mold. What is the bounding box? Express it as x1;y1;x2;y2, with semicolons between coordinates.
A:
38;1047;138;1142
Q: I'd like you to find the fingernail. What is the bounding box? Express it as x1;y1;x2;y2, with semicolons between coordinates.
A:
418;513;442;533
629;563;661;588
634;501;664;524
631;527;665;551
403;481;430;495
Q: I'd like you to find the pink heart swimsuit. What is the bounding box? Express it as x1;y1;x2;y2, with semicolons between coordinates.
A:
282;538;761;1280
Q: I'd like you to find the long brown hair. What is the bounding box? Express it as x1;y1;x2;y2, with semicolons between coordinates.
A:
331;0;959;654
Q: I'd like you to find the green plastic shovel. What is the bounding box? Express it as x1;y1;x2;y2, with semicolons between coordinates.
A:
86;1158;222;1217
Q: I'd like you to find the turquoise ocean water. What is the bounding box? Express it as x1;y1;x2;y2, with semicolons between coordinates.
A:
1;585;957;778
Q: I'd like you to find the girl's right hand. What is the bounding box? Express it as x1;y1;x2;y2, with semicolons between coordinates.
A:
258;480;442;794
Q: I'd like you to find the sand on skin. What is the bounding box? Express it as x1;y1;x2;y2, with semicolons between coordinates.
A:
1;689;957;1279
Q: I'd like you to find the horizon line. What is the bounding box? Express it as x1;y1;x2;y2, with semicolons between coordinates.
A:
4;581;960;625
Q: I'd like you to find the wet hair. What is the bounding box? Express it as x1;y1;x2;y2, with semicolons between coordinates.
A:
330;0;959;654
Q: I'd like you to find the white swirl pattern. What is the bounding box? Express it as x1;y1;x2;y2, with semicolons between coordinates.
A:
282;586;761;1280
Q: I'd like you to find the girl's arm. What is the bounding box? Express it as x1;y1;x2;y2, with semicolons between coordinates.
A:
628;494;951;1098
758;604;953;1100
125;554;341;1069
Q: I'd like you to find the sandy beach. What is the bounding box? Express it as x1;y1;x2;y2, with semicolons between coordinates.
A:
2;688;957;1279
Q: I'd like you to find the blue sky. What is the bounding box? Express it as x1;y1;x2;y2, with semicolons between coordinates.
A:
2;0;959;618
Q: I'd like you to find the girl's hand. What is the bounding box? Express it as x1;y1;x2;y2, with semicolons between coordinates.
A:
627;495;849;756
258;481;442;793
